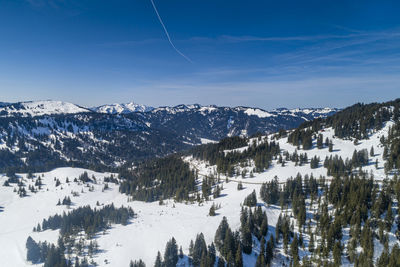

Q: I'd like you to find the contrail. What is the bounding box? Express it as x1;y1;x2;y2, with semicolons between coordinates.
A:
149;0;192;63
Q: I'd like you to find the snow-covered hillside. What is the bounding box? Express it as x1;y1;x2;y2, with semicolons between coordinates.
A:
211;122;393;184
91;102;154;114
152;104;339;120
273;107;339;119
0;101;339;171
0;117;397;266
0;167;280;266
0;101;90;117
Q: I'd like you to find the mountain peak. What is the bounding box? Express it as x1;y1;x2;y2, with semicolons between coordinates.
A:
92;102;154;114
0;100;90;117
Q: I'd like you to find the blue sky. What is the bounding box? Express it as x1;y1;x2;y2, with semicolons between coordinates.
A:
0;0;400;109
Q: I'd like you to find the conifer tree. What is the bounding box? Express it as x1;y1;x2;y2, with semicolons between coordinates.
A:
163;238;178;267
192;233;207;266
26;236;41;263
333;241;342;266
209;203;216;216
235;245;243;267
241;224;252;254
208;243;216;266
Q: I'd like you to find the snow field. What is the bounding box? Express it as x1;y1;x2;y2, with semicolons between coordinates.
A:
0;121;396;266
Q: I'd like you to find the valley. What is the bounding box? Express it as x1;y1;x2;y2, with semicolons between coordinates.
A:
1;99;399;266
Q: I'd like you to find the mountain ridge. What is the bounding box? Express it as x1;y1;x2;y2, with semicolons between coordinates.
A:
0;100;339;172
0;99;339;118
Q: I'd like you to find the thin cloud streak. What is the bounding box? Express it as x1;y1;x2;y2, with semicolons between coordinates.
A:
149;0;192;63
217;30;400;43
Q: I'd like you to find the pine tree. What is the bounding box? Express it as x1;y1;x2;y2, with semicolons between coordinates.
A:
26;236;41;263
208;243;216;266
163;237;178;267
244;190;257;207
317;134;323;149
235;245;243;267
266;236;274;264
241;224;252;254
200;251;208;267
189;240;194;260
209;203;216;216
385;202;393;231
260;216;268;237
192;233;207;266
214;217;229;251
237;182;243;190
256;238;266;267
217;257;225;267
129;259;145;267
291;234;299;262
179;246;184;259
333;241;342;266
154;251;162;267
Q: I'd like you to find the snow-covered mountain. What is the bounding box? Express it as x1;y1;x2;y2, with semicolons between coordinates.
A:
0;100;338;121
0;100;90;117
145;105;339;141
1;98;399;267
273;107;339;118
0;100;338;171
152;104;338;119
91;102;154;114
92;102;338;119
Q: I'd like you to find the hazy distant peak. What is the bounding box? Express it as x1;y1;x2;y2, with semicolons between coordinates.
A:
92;102;154;114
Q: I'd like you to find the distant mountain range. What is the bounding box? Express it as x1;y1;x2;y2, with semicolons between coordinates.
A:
0;100;339;171
91;102;154;114
0;100;337;118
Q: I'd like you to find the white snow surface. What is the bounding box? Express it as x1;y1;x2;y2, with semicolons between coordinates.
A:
91;102;154;114
200;138;217;144
0;121;395;266
0;101;90;117
244;108;276;118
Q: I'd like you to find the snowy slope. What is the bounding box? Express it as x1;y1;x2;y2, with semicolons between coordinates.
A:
0;168;115;266
0;167;280;266
152;104;338;120
224;122;392;184
242;107;338;119
0;120;396;266
273;107;339;119
91;102;154;114
0;101;90;117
